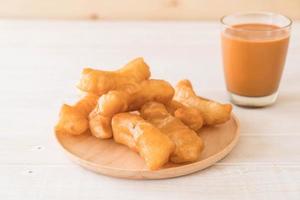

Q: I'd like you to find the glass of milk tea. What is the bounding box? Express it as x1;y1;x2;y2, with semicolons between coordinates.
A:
221;12;292;107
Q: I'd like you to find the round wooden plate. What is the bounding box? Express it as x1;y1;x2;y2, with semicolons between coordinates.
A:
55;115;240;179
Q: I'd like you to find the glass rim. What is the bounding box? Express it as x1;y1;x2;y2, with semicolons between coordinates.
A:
220;11;293;32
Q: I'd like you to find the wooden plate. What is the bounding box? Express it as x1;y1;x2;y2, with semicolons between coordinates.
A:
55;115;240;179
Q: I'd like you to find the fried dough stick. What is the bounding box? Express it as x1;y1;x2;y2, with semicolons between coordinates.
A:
141;102;204;163
174;80;232;126
77;57;151;95
167;101;204;131
89;80;174;139
55;94;98;135
112;113;175;170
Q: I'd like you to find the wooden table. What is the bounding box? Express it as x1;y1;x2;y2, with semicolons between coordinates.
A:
0;20;299;199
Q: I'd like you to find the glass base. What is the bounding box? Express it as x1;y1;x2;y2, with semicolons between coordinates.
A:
228;91;278;107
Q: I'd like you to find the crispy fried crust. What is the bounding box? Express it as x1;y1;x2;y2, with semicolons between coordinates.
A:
112;113;175;170
167;101;204;131
89;79;174;139
77;58;151;95
174;80;232;126
55;94;98;135
140;102;204;163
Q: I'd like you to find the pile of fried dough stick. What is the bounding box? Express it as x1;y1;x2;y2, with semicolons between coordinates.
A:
55;58;232;170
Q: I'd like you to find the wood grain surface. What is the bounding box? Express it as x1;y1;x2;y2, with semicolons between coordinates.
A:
0;20;299;199
0;0;299;20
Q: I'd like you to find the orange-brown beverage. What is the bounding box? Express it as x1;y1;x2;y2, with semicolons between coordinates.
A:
221;12;292;107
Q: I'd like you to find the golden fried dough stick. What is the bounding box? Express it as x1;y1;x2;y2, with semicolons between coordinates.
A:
112;113;175;170
77;57;151;95
166;101;204;131
99;79;174;116
89;79;174;139
55;94;98;135
140;102;204;163
89;110;112;139
174;80;232;126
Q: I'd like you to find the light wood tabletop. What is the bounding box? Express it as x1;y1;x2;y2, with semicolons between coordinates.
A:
0;20;299;199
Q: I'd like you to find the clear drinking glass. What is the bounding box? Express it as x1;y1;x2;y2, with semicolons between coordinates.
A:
221;12;292;107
